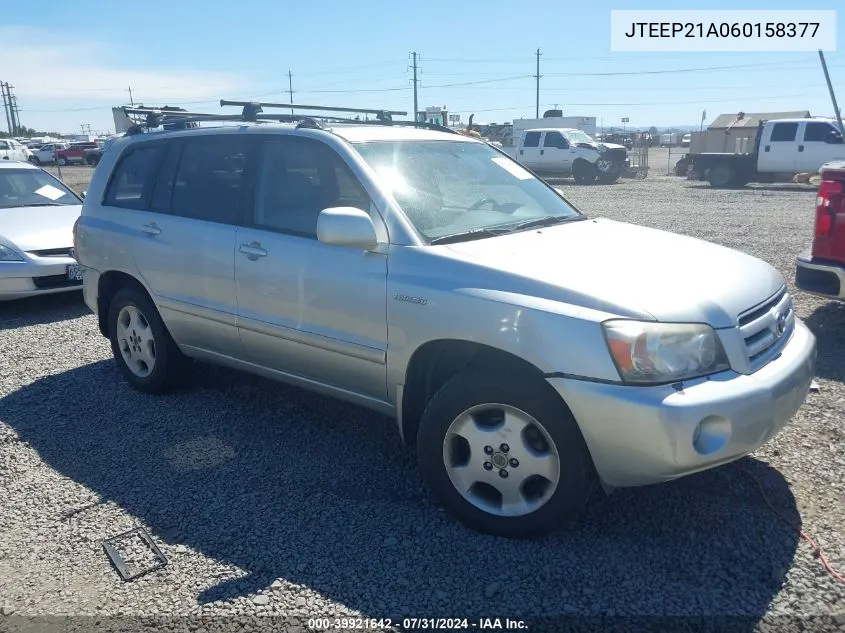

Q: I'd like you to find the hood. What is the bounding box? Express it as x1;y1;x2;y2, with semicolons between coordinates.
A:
0;204;82;252
444;218;783;328
574;141;626;152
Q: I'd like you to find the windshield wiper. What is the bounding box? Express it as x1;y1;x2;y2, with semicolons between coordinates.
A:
22;202;64;207
429;226;505;245
429;215;584;245
504;215;585;232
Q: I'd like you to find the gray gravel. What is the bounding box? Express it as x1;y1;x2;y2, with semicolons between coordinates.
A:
1;155;844;632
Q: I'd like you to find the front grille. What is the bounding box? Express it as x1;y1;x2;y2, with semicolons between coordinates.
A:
27;247;73;258
738;287;794;369
32;275;82;290
605;148;627;162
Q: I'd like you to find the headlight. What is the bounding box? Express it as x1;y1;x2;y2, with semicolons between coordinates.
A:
0;244;24;262
603;320;730;384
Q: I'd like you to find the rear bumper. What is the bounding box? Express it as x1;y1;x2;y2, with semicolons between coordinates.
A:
546;320;816;487
795;252;845;300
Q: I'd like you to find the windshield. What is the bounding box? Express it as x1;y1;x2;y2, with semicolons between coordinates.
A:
0;168;81;209
562;130;595;145
354;140;581;241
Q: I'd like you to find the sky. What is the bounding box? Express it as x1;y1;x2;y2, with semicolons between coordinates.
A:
1;0;844;135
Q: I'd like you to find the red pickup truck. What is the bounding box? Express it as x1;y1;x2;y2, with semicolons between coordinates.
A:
795;160;845;300
55;142;99;166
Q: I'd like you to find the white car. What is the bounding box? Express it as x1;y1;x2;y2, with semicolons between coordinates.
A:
0;139;31;162
0;161;84;300
28;143;68;166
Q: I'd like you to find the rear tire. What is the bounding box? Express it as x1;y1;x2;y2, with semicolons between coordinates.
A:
708;163;736;188
107;287;188;394
416;368;595;538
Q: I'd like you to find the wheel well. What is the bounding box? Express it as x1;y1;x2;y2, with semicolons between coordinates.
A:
400;340;547;447
96;271;149;337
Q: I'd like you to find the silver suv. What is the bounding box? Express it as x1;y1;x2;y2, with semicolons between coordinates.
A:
74;104;817;538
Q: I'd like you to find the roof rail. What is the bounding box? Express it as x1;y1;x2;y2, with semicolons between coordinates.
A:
122;101;463;136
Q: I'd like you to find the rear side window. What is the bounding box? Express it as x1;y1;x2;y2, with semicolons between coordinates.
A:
770;123;798;142
149;142;184;213
170;136;251;225
523;132;541;148
103;145;161;209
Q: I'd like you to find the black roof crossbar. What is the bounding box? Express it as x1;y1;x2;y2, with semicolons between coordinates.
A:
219;99;407;122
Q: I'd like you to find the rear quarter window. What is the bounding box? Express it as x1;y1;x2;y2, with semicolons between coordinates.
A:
103;145;161;209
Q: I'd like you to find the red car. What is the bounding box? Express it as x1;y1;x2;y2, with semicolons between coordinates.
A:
55;142;99;166
795;160;845;300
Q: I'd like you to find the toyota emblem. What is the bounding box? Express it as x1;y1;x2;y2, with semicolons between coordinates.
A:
775;311;788;337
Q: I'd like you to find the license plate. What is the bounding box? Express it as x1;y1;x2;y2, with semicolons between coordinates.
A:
67;264;84;281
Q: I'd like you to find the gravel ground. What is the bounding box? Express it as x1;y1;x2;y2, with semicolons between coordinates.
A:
1;157;844;632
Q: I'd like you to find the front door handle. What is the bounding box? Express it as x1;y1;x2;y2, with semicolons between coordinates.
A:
798;144;804;152
540;149;544;155
141;223;161;236
239;242;268;260
764;145;770;152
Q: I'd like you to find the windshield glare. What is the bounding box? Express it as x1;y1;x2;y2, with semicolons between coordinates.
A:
563;130;595;145
354;140;580;240
0;169;80;209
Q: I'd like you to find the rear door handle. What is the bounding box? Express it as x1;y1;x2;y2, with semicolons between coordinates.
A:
764;145;771;152
239;242;268;259
141;223;161;236
798;145;804;152
540;149;544;155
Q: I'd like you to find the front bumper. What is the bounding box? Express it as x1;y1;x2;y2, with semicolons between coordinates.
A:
547;320;817;487
795;251;845;300
0;257;83;301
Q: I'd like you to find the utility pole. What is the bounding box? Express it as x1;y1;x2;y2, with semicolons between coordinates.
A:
287;70;295;115
6;87;19;136
819;50;845;137
0;82;11;136
534;48;542;118
11;95;20;135
411;52;419;122
128;86;134;106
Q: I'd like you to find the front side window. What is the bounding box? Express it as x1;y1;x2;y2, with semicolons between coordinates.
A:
0;168;81;208
543;132;568;149
354;140;581;242
253;137;370;237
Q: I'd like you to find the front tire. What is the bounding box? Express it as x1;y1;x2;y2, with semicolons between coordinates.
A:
597;172;620;185
57;157;67;166
416;369;595;538
572;161;597;185
107;287;188;394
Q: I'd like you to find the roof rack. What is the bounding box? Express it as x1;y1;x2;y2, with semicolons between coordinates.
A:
122;100;461;136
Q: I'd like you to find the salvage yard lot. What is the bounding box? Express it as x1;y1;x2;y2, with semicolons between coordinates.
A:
2;160;844;629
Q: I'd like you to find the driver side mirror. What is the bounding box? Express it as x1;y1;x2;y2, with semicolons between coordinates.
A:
316;207;378;250
825;130;844;144
80;190;86;199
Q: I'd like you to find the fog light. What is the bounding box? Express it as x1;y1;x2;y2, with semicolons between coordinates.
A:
692;416;731;455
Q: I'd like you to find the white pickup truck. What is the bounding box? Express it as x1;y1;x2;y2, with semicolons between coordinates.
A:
0;138;31;162
687;118;845;188
502;128;629;184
